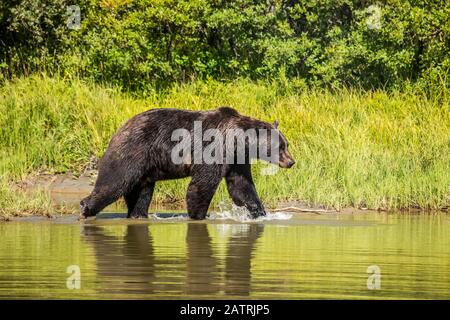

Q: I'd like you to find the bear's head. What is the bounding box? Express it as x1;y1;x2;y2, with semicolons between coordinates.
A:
265;120;295;168
201;108;295;168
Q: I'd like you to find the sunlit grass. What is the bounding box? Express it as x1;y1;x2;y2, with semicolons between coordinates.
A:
0;183;52;219
0;75;449;216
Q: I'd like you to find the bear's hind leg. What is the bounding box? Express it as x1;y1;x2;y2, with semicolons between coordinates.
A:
124;181;155;219
80;185;123;218
186;168;222;220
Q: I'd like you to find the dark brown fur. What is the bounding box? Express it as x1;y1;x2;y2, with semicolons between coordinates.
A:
80;107;294;219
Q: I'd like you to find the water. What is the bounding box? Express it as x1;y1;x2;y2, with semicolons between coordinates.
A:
0;212;449;299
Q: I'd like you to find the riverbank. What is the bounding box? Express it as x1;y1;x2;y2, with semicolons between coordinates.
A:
1;171;344;221
1;76;449;218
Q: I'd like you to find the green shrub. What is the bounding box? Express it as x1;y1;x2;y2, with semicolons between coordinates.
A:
1;1;449;90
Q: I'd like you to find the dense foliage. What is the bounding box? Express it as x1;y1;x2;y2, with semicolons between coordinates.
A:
1;0;449;90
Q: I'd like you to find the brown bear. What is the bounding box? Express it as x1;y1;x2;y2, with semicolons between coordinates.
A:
80;107;294;220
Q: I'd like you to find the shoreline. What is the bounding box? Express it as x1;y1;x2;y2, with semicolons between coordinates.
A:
1;172;447;222
3;207;448;224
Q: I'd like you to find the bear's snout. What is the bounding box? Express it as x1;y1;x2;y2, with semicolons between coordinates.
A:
286;159;295;168
279;148;295;169
279;158;295;168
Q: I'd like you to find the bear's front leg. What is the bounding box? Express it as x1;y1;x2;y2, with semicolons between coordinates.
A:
225;164;266;218
186;167;222;220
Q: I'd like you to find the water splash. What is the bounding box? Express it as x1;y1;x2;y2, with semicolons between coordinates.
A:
208;202;292;222
149;202;292;222
151;213;188;221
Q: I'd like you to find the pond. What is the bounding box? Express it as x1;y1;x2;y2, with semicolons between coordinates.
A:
0;212;449;299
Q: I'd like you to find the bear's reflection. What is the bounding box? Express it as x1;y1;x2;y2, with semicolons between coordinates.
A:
82;224;157;296
185;223;221;295
224;223;264;296
83;221;264;297
185;223;264;297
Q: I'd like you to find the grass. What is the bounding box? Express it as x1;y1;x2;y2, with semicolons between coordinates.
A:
0;184;52;219
0;75;449;216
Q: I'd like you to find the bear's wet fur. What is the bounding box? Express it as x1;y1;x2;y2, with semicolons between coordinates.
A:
80;107;294;220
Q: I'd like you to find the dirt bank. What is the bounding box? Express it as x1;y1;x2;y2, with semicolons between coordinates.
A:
9;172;440;222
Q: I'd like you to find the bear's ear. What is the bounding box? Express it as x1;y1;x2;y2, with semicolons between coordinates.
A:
273;120;279;129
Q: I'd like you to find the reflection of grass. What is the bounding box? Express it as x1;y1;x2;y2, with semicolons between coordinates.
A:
0;222;98;299
1;216;449;299
252;214;450;299
0;75;449;216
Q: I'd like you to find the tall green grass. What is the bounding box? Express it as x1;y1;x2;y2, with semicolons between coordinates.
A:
0;75;449;215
